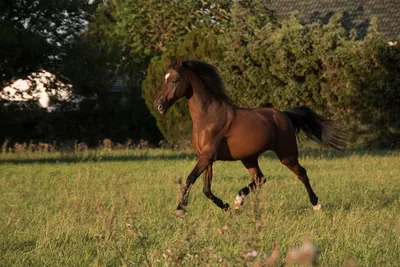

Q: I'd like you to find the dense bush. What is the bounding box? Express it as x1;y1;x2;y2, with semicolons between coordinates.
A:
0;94;162;147
143;3;400;148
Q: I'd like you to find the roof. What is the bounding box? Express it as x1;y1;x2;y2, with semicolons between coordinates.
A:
268;0;400;40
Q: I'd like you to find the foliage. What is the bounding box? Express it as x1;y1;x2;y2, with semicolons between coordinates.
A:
0;0;163;146
0;0;97;86
144;3;400;148
0;20;51;87
90;0;230;57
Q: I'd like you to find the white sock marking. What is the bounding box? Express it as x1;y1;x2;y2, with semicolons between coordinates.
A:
313;203;322;211
234;195;244;209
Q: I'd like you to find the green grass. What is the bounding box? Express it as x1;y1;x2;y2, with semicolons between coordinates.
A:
0;149;399;266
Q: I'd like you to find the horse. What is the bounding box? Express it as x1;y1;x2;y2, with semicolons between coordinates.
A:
154;58;347;216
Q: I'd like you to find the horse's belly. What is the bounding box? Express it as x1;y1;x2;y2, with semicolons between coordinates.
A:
215;127;274;161
217;110;278;160
229;134;273;159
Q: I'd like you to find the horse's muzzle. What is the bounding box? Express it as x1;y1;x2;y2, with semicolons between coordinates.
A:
157;104;165;114
154;101;165;115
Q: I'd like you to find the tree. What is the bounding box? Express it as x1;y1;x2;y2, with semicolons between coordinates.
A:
215;0;278;107
0;0;163;145
0;0;98;86
90;0;232;142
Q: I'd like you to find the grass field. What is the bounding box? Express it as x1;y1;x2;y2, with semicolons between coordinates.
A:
0;148;399;266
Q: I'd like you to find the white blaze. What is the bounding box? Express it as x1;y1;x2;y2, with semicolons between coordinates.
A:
165;73;170;83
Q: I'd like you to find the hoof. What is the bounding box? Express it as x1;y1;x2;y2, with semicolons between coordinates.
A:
175;209;186;217
223;203;230;211
313;203;322;211
234;195;244;209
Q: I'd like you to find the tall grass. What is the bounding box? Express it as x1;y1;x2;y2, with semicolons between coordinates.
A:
0;149;399;266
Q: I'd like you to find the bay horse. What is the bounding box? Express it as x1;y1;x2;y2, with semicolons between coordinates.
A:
154;58;347;216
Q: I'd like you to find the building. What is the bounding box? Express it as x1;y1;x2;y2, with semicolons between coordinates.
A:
268;0;399;40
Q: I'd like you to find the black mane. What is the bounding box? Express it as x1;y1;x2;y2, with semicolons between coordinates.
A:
182;60;232;104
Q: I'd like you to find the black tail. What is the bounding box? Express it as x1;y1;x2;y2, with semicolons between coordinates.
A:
284;106;348;151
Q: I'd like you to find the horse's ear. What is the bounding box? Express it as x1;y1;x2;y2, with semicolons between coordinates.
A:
167;57;172;66
177;57;182;66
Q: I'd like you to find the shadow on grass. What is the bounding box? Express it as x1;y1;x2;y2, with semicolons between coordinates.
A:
1;239;36;252
0;152;197;164
264;148;397;160
0;148;397;165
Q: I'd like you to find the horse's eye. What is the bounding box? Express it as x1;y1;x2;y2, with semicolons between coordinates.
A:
172;79;178;83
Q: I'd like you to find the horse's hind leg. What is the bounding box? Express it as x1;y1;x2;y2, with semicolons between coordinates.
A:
202;164;230;210
235;157;266;209
279;155;321;210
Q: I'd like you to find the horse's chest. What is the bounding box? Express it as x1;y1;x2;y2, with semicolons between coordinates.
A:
192;125;206;155
191;128;200;155
191;122;219;155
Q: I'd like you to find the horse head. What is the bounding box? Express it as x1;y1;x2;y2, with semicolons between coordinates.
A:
154;58;190;115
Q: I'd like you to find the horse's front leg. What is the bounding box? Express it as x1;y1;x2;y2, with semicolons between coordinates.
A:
176;152;214;216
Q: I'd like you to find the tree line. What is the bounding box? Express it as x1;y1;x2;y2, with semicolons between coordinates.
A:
1;1;399;148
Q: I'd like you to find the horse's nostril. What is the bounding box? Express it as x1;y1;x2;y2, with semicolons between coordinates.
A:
157;104;164;112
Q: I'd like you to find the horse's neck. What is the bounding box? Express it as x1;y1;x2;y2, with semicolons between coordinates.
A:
186;71;230;124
